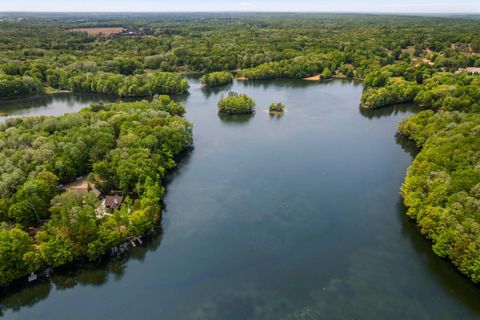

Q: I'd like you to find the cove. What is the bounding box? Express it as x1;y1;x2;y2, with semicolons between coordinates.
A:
1;79;480;320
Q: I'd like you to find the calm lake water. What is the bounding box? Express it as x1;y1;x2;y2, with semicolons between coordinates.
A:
0;93;118;118
1;79;479;319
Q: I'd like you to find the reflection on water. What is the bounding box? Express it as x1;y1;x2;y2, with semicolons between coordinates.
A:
201;84;234;98
217;112;254;124
359;103;422;119
236;78;363;91
1;79;480;320
397;201;480;316
269;111;285;120
0;93;119;118
395;133;420;158
0;230;163;317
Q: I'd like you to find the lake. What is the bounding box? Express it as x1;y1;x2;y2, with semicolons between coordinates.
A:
1;79;479;320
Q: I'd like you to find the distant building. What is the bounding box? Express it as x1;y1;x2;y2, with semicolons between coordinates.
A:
117;29;143;37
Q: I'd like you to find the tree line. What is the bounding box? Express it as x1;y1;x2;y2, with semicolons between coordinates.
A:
2;14;480;99
200;71;233;87
398;111;480;283
360;63;480;111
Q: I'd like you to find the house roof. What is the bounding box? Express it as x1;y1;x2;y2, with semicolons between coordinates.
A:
105;195;123;208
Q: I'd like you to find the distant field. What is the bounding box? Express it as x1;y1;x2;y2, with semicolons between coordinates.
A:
70;27;124;35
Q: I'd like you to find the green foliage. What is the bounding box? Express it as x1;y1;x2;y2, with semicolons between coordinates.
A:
103;58;143;75
0;223;40;285
0;75;44;99
8;172;58;226
0;95;192;285
361;77;420;109
1;15;480;99
218;91;256;114
361;63;480;111
200;71;233;87
240;54;339;80
269;101;285;113
414;73;480;112
320;67;333;80
58;71;189;97
399;111;480;283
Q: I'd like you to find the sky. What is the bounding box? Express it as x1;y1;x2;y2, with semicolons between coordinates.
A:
1;0;479;13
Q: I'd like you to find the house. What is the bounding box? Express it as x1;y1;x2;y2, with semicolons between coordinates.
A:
104;194;124;211
96;191;124;218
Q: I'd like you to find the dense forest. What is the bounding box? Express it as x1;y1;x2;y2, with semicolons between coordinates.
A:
399;111;480;282
0;13;480;285
0;96;192;285
360;64;480;110
1;14;480;99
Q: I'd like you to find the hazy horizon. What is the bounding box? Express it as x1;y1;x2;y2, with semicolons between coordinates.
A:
1;0;479;14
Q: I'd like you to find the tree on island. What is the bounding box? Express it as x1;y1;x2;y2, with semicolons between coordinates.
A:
269;101;285;113
200;71;234;87
218;91;256;114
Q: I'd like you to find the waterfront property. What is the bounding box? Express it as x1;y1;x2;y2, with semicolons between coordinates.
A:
104;194;124;211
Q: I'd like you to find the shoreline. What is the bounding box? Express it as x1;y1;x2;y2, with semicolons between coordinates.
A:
0;90;71;104
0;227;160;291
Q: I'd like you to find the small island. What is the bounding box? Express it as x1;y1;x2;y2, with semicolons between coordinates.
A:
269;101;285;115
200;71;234;87
218;91;256;114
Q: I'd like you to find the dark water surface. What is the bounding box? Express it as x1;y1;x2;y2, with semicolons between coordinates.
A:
0;93;117;118
1;79;479;319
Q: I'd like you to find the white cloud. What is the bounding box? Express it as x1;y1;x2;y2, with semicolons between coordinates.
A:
236;2;253;7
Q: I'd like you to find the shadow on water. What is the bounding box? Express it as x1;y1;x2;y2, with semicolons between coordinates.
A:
217;112;254;124
0;231;164;317
0;93;118;116
359;103;422;120
268;112;285;120
201;84;234;98
395;133;420;158
237;78;363;91
396;200;480;316
393;134;480;316
0;95;55;112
